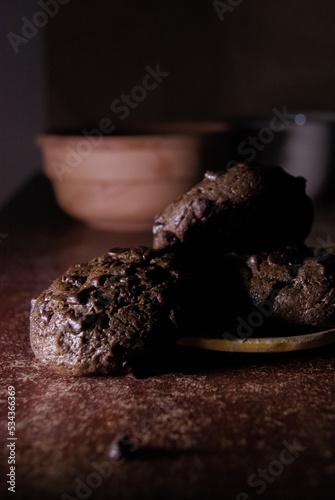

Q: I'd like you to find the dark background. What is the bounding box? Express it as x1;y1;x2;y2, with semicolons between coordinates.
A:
2;0;335;207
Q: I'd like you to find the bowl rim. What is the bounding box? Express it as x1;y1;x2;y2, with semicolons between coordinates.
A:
36;120;230;144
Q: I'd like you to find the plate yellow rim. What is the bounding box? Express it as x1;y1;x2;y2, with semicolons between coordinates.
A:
177;328;335;353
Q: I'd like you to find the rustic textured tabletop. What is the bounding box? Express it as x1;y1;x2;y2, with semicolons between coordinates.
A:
1;175;335;500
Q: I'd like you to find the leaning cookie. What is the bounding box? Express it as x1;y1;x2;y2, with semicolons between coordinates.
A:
153;163;314;253
30;247;182;376
246;246;335;327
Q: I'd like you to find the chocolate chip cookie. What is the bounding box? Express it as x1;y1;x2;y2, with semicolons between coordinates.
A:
183;245;335;338
30;247;183;376
245;246;335;327
153;163;314;253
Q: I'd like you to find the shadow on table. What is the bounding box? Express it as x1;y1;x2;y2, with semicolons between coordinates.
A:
131;341;335;379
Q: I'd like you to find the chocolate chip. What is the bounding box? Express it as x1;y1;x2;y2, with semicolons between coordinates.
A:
62;275;86;287
67;313;96;332
89;276;102;288
89;275;110;287
41;310;53;325
67;315;84;333
75;276;87;287
204;170;218;181
66;294;80;305
160;231;178;246
267;251;287;267
108;434;136;461
142;248;153;261
39;303;46;315
108;248;124;257
247;255;260;273
192;199;208;219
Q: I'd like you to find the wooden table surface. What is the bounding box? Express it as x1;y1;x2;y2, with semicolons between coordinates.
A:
1;175;335;500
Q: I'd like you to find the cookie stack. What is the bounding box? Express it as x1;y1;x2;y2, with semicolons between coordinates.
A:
153;163;335;336
30;163;335;376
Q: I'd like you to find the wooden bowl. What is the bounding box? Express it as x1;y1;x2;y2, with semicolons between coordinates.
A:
37;122;228;231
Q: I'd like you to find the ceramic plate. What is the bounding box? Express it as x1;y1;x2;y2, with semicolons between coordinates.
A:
177;328;335;353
